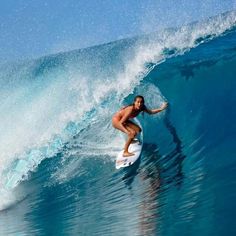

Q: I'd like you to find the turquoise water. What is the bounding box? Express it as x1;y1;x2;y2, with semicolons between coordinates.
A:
0;11;236;236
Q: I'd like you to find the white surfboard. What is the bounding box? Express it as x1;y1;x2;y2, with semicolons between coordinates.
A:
115;119;143;169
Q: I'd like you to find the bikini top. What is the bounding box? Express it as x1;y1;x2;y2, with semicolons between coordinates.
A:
120;105;140;119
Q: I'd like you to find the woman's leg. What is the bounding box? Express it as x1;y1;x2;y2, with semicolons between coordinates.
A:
112;117;136;157
125;120;142;143
125;120;142;134
123;125;136;157
122;120;143;155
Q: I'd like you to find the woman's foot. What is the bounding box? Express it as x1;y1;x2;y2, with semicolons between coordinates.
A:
123;151;135;157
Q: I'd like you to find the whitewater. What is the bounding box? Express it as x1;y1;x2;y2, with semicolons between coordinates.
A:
0;11;236;236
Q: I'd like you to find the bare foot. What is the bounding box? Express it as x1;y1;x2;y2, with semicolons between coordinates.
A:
123;152;135;157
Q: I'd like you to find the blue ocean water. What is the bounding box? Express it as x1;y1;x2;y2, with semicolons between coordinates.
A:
0;11;236;236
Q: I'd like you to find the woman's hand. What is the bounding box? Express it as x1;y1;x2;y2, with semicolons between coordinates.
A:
160;102;168;111
144;101;169;114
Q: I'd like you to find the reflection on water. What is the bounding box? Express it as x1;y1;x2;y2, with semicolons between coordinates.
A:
138;146;161;236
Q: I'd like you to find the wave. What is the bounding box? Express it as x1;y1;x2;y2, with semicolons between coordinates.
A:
0;10;236;211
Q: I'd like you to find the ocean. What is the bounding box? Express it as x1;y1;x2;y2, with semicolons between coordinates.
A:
0;11;236;236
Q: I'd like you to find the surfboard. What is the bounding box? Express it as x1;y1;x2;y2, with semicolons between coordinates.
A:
115;139;143;169
115;119;143;169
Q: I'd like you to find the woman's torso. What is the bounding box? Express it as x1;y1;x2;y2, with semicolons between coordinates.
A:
113;105;140;120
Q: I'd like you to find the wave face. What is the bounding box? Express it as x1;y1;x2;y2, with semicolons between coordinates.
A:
0;11;236;236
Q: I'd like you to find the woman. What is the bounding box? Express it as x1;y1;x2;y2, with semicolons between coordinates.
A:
112;95;168;157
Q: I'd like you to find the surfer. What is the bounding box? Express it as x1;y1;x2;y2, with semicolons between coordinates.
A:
112;95;168;157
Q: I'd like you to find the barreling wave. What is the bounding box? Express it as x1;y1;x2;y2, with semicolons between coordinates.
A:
0;10;236;217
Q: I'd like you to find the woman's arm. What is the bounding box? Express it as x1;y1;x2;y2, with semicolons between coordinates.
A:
144;102;168;114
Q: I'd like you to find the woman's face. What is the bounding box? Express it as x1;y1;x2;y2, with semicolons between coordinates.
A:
134;97;144;110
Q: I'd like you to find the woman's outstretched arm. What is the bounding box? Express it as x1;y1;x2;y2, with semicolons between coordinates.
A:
144;102;168;114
